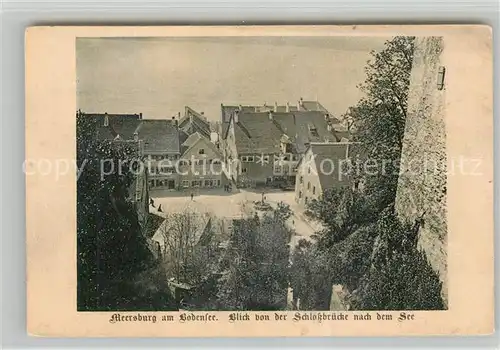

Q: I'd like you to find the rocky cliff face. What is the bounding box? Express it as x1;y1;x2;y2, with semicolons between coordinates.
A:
395;37;448;305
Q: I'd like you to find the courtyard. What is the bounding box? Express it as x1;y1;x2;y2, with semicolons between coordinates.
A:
149;188;322;245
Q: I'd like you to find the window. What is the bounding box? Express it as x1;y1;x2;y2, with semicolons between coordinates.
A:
212;159;221;165
217;179;221;186
181;180;189;188
305;197;309;204
299;176;303;184
191;180;201;187
149;180;155;188
204;179;212;187
298;191;302;199
199;148;205;155
242;168;247;173
308;167;311;174
160;167;174;174
263;155;270;162
312;186;316;195
307;182;311;190
241;156;254;162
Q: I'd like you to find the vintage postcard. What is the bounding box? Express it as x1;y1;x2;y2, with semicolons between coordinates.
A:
26;25;493;337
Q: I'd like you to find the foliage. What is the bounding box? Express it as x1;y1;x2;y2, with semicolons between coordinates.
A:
350;209;444;310
216;206;291;310
290;239;332;310
76;111;176;311
307;187;378;249
274;201;292;222
345;36;415;208
159;210;218;285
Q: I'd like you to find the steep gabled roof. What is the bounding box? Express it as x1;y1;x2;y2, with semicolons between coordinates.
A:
232;112;283;154
135;119;180;153
179;106;211;138
272;111;338;153
181;132;222;158
299;142;356;190
90;113;142;141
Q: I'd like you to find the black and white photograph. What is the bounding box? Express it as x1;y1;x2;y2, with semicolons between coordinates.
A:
75;35;449;313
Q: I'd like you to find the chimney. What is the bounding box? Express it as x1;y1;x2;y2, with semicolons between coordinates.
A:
104;113;109;127
178;111;181;118
234;110;239;123
274;102;278;113
268;111;273;121
238;104;243;111
286;101;290;112
139;112;143;119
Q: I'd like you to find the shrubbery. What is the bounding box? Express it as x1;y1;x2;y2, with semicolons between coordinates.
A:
77;112;177;311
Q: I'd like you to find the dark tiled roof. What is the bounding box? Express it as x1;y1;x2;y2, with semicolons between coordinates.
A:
136;120;180;153
179;129;189;146
181;132;202;148
300;100;329;113
88;113;142;141
179;106;211;138
233;112;283;154
308;142;351;190
221;100;332;142
272;111;338;153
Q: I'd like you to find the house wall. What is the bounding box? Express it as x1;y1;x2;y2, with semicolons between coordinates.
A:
223;121;240;183
179;136;224;189
295;150;323;207
236;153;275;187
145;152;181;190
133;166;150;228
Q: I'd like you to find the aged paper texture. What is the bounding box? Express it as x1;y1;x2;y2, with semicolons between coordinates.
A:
26;25;493;337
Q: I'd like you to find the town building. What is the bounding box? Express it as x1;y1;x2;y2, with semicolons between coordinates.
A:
221;99;349;187
178;106;211;139
135;119;182;190
294;142;356;207
94;112;143;141
92;112;183;191
178;132;225;189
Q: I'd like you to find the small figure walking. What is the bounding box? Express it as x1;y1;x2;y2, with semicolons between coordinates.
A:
150;198;155;208
157;204;163;212
190;192;194;201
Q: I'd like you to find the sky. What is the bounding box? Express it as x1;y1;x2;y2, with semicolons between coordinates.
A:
76;36;390;121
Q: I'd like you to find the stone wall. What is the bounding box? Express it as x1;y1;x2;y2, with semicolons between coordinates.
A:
395;37;448;304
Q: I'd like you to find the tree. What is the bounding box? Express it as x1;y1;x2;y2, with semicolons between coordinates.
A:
216;206;291;310
349;36;415;209
289;239;333;310
159;210;217;285
307;186;378;249
76;111;176;311
349;209;444;311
